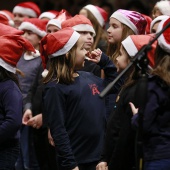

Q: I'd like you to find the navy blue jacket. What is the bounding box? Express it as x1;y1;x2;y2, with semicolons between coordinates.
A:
0;80;22;145
43;53;119;169
132;76;170;161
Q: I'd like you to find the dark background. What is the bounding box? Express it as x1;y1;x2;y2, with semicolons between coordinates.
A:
0;0;158;17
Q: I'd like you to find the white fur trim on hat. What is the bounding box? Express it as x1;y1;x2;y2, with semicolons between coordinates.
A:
50;31;80;57
39;12;56;19
24;50;40;60
150;15;169;33
19;22;47;37
156;1;170;16
46;19;61;29
42;69;49;77
0;11;14;26
13;6;37;17
157;18;170;53
72;24;96;37
84;5;104;27
122;36;138;57
0;58;16;73
111;11;138;34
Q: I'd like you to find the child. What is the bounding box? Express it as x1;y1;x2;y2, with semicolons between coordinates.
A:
79;4;108;53
96;34;156;170
130;17;170;170
40;27;118;170
12;1;41;28
107;9;147;63
152;0;170;19
62;14;102;77
46;18;61;34
0;33;35;169
15;18;47;170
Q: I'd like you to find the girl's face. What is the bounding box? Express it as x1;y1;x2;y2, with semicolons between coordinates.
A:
22;30;41;49
115;45;130;73
107;18;123;44
151;21;160;33
75;36;87;70
78;31;94;51
13;13;29;29
46;25;60;34
152;6;162;19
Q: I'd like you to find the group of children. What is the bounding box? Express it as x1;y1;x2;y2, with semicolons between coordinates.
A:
0;0;170;170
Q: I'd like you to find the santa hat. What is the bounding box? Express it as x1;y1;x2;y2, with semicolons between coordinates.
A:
0;23;24;35
111;9;147;35
55;9;72;22
18;18;47;37
39;10;59;20
0;35;35;73
141;14;152;34
122;34;156;68
62;15;96;36
13;1;41;18
83;4;108;27
156;0;170;16
150;15;169;33
0;10;14;26
40;27;80;69
157;17;170;53
46;19;61;30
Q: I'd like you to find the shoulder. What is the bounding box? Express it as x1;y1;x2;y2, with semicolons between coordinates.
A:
0;80;22;97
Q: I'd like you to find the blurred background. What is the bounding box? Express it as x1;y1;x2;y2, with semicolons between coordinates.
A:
0;0;158;17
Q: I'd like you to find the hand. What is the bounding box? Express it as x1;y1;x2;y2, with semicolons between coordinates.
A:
72;166;79;170
86;48;102;63
27;113;43;129
96;162;108;170
48;128;55;146
129;102;138;115
22;109;32;125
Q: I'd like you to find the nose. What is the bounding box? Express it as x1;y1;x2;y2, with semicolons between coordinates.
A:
87;32;93;39
107;26;111;33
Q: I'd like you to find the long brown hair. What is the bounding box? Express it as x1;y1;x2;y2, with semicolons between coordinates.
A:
43;43;78;85
151;45;170;85
107;23;135;64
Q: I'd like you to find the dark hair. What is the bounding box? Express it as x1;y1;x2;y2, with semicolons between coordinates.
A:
0;66;20;87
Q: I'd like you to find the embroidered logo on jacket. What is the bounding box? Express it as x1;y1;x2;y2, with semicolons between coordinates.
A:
89;84;100;95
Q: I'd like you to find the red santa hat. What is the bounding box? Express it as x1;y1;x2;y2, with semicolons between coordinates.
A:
150;15;169;33
13;1;41;18
40;27;80;69
39;10;59;20
55;9;72;22
62;15;96;36
0;35;35;73
46;19;61;30
83;4;108;27
156;0;170;16
18;18;47;37
157;17;170;53
0;23;24;35
122;34;156;68
141;14;152;34
111;9;147;35
0;10;14;26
